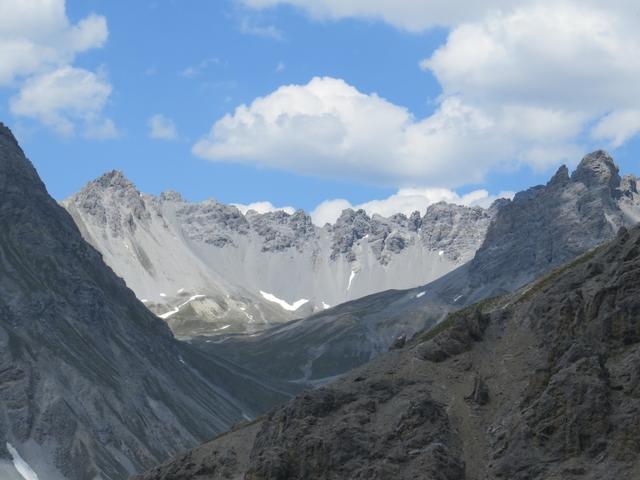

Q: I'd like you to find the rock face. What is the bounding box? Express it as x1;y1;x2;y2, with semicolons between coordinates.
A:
191;152;640;385
469;150;640;297
0;124;294;480
136;224;640;480
63;175;496;336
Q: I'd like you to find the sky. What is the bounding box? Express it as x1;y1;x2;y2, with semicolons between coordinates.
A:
1;0;639;225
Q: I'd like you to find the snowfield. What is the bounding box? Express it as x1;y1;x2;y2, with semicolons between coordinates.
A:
260;291;309;311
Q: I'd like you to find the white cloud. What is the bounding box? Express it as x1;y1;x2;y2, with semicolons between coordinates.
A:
418;1;640;154
148;114;178;140
592;110;640;148
422;4;640;113
1;1;115;137
193;76;579;187
310;188;514;226
0;0;108;85
232;201;295;215
9;66;114;137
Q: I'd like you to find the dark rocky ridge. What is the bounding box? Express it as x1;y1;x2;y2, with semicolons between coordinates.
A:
0;123;295;479
135;223;640;480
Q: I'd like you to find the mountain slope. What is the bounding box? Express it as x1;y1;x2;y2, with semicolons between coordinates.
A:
195;151;639;384
63;174;498;336
136;222;640;480
0;123;295;480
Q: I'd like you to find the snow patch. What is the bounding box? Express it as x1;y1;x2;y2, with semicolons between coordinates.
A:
177;288;185;294
159;293;167;298
453;294;463;303
141;299;149;303
159;295;206;319
215;324;231;331
347;271;356;291
438;250;444;256
415;291;426;299
178;355;186;365
260;291;309;311
6;443;39;480
322;301;331;310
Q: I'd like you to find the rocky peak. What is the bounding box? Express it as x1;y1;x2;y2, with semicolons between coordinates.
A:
547;164;570;188
67;170;150;234
93;169;136;190
159;190;185;203
571;150;621;190
470;151;638;295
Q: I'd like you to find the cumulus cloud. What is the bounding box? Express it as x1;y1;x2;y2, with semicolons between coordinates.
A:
9;66;114;137
2;0;116;137
232;201;296;215
0;0;108;85
148;114;178;140
193;76;580;187
310;188;514;226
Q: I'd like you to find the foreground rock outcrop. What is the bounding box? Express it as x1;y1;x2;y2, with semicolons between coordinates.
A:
137;224;640;479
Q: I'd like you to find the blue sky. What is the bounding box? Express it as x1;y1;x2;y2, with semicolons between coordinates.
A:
1;0;638;224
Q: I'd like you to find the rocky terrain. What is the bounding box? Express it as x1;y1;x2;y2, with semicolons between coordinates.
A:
192;151;640;385
0;123;298;480
135;220;640;480
63;173;498;336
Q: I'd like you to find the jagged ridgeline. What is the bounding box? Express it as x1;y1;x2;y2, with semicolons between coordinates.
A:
0;123;297;479
136;224;640;480
63;172;499;337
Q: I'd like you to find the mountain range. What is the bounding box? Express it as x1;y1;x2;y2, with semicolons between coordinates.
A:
63;173;499;337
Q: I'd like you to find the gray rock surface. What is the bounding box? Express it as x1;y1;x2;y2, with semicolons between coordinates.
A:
63;173;496;337
0;123;296;480
469;150;640;295
135;223;640;480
